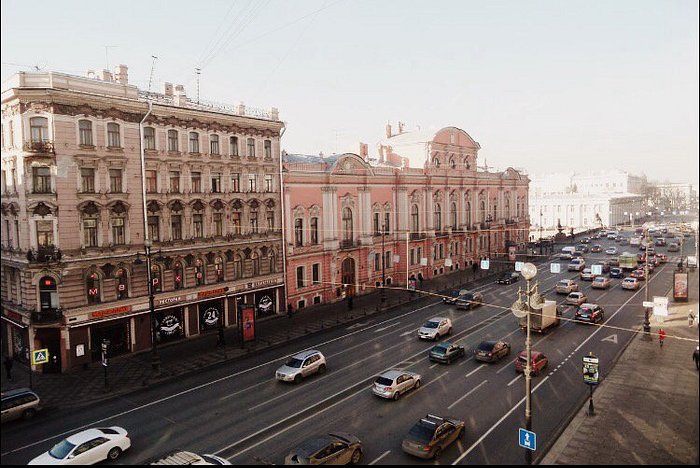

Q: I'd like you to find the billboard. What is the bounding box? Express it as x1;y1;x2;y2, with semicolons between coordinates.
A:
241;305;256;342
673;272;688;302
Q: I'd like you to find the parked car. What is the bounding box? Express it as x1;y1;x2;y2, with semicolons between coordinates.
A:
575;304;605;323
515;351;549;376
373;370;421;400
556;279;579;294
429;342;466;364
568;259;586;272
418;317;452;340
605;247;618;255
276;350;326;384
149;450;231;465
442;289;468;304
496;272;520;284
1;388;42;423
285;433;363;465
566;291;588;305
591;244;602;253
401;414;465;460
454;291;483;310
28;427;131;465
621;277;641;290
591;276;611;289
473;340;511;363
609;267;624;278
580;268;597;281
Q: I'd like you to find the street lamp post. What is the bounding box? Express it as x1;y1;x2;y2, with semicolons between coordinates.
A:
539;210;543;256
486;214;493;260
381;223;386;304
144;239;160;374
642;229;651;337
520;262;538;466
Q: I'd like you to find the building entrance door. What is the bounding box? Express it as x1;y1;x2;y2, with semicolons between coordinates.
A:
341;257;356;296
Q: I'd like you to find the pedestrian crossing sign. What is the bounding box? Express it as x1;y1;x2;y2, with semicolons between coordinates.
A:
32;348;50;365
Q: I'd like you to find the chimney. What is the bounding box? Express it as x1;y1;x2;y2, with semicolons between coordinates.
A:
398;121;405;134
162;82;173;96
87;69;96;79
100;69;114;82
359;142;368;159
114;64;129;84
174;85;187;106
385;123;392;139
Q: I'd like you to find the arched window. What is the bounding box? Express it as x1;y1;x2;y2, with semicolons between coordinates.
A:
214;256;225;283
342;207;353;242
269;252;276;273
433;156;440;168
38;276;59;312
251;252;260;276
86;271;101;304
294;218;303;246
143;126;156;150
167;129;179;152
115;268;128;300
210;134;220;155
234;254;243;279
310;217;319;244
505;197;511;219
30;117;49;143
466;201;472;227
107;123;121;148
449;158;456;169
79;120;93;146
173;261;184;290
480;200;486;223
231;208;242;235
450;202;457;230
434;203;442;231
411;205;419;233
194;258;205;286
150;264;162;293
189;132;200;153
249;208;259;233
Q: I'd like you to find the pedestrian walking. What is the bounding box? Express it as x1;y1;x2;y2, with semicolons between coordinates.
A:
658;328;667;348
3;355;12;380
689;310;696;327
693;346;699;371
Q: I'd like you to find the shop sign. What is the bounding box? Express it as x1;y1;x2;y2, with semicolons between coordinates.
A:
257;294;274;314
199;300;223;331
3;310;23;323
157;312;183;341
198;287;228;299
91;305;132;319
156;296;184;307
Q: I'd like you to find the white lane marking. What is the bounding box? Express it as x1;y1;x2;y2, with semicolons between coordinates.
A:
374;322;401;333
369;450;391;465
451;262;671;465
496;358;517;374
602;334;619;344
346;321;372;330
506;374;522;387
465;364;487;378
400;330;414;337
448;380;488;409
458;356;474;366
430;363;439;369
404;371;449;399
220;379;272;401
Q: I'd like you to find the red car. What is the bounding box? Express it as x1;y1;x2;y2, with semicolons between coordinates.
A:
515;351;549;376
630;269;646;280
655;254;668;263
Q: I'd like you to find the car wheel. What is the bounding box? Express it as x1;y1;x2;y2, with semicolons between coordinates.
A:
107;447;122;461
350;449;363;464
294;374;302;384
318;364;326;375
392;392;400;401
22;408;36;420
414;379;422;389
433;447;442;460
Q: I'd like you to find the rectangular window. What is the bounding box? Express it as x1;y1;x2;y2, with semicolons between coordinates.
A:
81;168;95;193
385;251;391;269
310;217;318;244
5;220;11;248
410;248;415;266
231;212;241;234
146;170;158;193
296;266;305;289
373;213;380;235
312;263;320;284
189;132;199;153
375;253;381;271
191;172;201;193
264;140;272;159
266;210;275;231
211;173;222;193
417;247;422;261
79;120;93;146
36;220;53;247
169;171;180;193
109;169;123;193
248;174;257;192
167;130;179;152
193;214;204;238
148;216;160;242
250;211;258;233
229;136;239;156
264;174;273;192
83;218;98;247
210;135;220;155
8;121;14;147
231;173;240;192
384;212;390;233
33;167;51;194
112;218;125;245
171;215;182;240
107;123;121;148
213;212;223;236
144;127;156;150
247;138;255;157
294;218;303;246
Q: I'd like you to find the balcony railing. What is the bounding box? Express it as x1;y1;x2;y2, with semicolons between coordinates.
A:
27;245;62;263
340;239;358;250
23;140;55;154
32;308;63;324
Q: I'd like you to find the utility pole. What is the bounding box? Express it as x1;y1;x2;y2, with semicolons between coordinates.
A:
643;228;651;337
520;263;538;465
195;68;201;105
381;223;386;304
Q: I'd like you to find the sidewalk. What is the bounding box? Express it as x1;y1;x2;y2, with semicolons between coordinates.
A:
542;269;699;465
1;259;517;410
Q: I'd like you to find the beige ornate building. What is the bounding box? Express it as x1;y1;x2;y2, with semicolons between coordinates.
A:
1;66;284;372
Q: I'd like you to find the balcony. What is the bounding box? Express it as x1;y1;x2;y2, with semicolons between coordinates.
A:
27;245;62;263
32;308;63;324
23;140;55;156
410;232;427;241
340;239;359;250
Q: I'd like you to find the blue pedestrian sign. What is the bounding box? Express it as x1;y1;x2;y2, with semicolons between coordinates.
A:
519;428;536;451
32;348;49;365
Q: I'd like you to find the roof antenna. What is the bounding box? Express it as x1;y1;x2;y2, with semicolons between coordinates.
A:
195;68;201;104
147;55;158;95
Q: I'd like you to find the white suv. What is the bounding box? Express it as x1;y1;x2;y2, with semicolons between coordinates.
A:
276;350;326;384
556;279;579;294
418;317;452;340
568;258;586;272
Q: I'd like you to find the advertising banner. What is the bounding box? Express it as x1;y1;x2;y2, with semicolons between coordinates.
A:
241;305;256;342
508;246;517;261
155;308;184;342
673;272;688;302
254;290;276;317
583;354;600;385
199;299;223;331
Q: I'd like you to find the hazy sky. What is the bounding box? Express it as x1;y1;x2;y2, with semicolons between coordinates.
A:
2;0;697;184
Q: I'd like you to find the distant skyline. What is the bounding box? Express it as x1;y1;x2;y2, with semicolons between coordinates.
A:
2;0;697;184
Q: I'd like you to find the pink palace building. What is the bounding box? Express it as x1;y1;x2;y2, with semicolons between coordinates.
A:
282;124;530;310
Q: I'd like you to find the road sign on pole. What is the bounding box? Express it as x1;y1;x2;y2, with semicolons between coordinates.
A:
519;428;536;451
31;349;49;365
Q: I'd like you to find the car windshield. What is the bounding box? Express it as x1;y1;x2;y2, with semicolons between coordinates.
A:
49;440;76;459
423;321;439;329
432;345;448;354
557;281;569;286
407;424;435;443
375;376;394;386
478;341;495;351
460;293;474;300
285;358;304;368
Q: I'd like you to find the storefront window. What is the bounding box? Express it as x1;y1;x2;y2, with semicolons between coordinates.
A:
155;308;184;342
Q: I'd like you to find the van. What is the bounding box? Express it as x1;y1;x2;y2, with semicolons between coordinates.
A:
561;246;576;255
1;388;42;423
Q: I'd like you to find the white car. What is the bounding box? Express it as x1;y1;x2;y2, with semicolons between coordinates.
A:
605;247;618;255
566;292;588;305
29;427;130;465
372;370;422;400
418;317;452;340
621;277;640;290
275;350;326;383
567;259;586;272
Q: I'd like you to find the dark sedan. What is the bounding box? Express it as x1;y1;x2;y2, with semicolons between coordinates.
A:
455;292;484;310
442;289;468;304
474;340;511;363
609;267;624;278
496;272;520;285
429;342;466;364
575;303;605;324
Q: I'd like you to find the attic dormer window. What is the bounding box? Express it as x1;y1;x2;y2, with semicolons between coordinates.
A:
433;157;440;168
449;158;456;169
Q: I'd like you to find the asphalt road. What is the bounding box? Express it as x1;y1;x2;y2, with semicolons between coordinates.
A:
1;230;692;465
